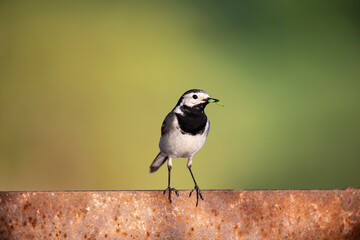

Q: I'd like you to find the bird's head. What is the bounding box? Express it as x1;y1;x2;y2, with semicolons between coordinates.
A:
175;89;221;112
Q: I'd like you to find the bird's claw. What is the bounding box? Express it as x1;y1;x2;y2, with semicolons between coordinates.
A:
163;187;179;203
189;185;204;207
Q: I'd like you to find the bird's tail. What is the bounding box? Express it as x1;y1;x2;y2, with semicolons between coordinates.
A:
149;152;168;173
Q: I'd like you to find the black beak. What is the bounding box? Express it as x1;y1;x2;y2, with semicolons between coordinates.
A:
207;98;220;103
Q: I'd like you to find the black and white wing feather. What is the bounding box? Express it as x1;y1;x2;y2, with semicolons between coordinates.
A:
149;112;175;173
161;112;176;136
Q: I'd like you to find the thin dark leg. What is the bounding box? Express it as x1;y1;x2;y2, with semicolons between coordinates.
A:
163;167;179;203
188;167;204;207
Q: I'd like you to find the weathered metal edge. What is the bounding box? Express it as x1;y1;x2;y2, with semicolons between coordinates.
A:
1;189;359;239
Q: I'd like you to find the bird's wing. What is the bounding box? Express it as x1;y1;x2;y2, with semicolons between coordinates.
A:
161;112;176;136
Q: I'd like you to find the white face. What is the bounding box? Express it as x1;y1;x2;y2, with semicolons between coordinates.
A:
181;91;210;108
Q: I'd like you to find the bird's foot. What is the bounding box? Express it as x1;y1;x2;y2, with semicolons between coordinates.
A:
163;187;179;203
189;184;204;207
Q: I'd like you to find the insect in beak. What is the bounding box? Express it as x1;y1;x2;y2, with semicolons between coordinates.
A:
208;98;224;107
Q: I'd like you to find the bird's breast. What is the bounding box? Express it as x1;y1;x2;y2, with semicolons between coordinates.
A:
159;120;209;158
175;112;208;135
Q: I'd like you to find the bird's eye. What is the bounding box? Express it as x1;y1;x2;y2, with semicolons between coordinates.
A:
192;95;198;99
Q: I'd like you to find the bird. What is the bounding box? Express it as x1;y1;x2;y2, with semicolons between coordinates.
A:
149;89;222;206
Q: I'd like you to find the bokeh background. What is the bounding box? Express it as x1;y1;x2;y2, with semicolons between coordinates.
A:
1;1;359;191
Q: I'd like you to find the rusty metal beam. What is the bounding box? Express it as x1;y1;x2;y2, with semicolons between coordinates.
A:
0;189;359;239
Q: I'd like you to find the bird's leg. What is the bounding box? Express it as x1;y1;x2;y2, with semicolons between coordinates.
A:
188;165;204;207
163;158;179;203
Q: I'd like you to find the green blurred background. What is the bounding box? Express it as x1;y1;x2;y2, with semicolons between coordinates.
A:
0;1;359;191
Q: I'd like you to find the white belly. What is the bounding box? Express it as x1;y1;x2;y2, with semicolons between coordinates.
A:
159;122;209;158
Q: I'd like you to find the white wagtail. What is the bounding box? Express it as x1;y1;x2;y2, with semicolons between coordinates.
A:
150;89;222;206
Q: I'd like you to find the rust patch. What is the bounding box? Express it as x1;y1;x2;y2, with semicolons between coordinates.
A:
187;226;195;237
211;209;218;216
28;217;37;228
23;202;31;210
0;190;359;239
